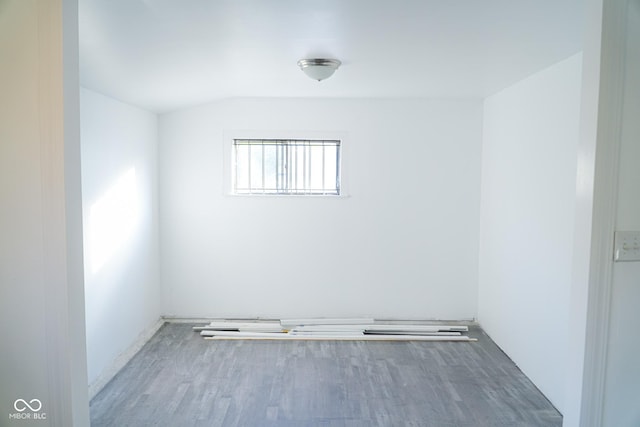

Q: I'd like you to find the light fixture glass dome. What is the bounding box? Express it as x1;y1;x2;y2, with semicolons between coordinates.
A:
297;58;341;81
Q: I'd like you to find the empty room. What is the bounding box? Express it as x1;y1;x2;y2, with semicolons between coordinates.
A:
2;0;640;426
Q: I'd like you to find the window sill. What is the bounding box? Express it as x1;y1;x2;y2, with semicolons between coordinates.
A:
225;193;351;199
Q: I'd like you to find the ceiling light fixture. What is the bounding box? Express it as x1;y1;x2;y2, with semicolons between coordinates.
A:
297;58;341;81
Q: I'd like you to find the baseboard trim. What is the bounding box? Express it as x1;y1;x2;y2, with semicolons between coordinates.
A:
162;316;477;325
88;318;165;401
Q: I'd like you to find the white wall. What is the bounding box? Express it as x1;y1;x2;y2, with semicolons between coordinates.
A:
159;98;482;319
602;2;640;424
81;88;161;388
0;0;89;425
478;54;583;412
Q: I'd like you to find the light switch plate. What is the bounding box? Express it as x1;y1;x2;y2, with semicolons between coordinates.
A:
614;231;640;262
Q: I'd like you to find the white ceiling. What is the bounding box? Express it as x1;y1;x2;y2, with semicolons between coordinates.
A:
79;0;585;113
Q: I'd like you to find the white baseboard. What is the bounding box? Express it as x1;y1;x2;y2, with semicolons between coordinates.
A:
162;316;477;325
88;318;165;401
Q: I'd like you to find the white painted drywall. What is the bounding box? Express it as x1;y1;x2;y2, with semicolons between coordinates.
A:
602;2;640;424
0;0;90;425
159;98;482;319
81;88;161;387
478;54;583;412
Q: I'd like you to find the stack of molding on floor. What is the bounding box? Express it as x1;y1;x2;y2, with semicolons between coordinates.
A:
193;318;476;341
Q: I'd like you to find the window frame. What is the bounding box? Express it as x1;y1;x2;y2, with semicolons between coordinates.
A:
223;131;348;198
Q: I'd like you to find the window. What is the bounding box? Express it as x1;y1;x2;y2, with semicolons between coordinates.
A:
232;139;341;195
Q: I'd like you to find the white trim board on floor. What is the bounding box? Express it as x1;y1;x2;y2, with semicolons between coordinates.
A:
193;323;469;333
280;318;375;327
164;317;475;325
192;322;282;332
202;331;476;341
291;323;469;332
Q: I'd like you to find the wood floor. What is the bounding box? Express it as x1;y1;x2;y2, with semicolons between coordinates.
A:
90;323;562;427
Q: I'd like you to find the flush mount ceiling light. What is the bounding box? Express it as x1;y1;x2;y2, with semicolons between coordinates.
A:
297;58;341;81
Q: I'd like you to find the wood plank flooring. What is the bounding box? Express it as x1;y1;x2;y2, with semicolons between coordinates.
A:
90;323;562;427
